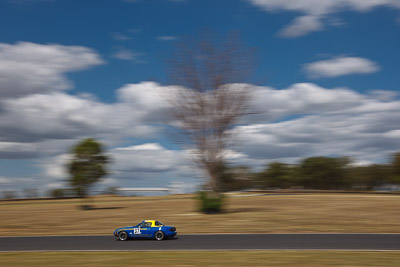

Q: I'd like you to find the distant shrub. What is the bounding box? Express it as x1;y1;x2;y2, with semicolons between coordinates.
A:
198;191;224;214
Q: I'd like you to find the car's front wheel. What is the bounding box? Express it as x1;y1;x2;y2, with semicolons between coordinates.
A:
118;231;129;241
154;231;164;241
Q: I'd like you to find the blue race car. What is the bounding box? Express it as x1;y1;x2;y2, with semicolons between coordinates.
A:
114;220;177;241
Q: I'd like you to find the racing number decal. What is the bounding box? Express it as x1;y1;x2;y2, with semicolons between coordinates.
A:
134;228;141;234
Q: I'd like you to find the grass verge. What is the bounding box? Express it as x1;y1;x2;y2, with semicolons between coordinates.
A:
1;251;400;266
1;193;399;236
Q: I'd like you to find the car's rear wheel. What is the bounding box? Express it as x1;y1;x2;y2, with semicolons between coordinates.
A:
155;231;164;241
118;231;129;241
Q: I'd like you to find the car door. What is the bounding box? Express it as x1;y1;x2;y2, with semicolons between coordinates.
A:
133;222;145;237
139;222;153;237
148;223;160;237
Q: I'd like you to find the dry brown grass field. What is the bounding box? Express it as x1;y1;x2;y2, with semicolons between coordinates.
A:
0;193;399;236
1;251;400;267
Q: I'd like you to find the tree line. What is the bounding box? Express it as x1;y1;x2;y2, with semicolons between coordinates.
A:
219;153;400;192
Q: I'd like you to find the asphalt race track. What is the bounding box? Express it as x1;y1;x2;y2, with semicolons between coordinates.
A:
0;234;399;251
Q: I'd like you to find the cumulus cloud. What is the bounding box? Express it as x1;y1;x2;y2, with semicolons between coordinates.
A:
0;93;115;143
0;177;10;184
279;15;323;37
0;43;398;190
232;82;400;166
0;42;104;98
248;0;400;15
0;42;180;191
235;111;400;166
40;153;72;180
0;81;173;159
369;90;399;101
237;82;363;124
2;78;399;168
111;143;185;173
247;0;400;37
38;141;199;192
116;82;172;122
303;56;380;78
0;142;37;159
112;47;146;62
108;142;201;191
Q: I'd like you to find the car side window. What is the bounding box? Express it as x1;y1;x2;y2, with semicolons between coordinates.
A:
143;222;151;227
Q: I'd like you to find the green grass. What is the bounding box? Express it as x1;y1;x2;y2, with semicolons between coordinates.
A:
1;193;400;236
1;251;400;266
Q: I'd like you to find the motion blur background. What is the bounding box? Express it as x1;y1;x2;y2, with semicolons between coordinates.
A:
0;0;400;198
1;1;400;266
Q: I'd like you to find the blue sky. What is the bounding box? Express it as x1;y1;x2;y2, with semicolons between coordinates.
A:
0;0;400;196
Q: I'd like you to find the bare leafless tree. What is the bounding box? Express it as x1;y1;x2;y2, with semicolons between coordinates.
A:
168;33;254;192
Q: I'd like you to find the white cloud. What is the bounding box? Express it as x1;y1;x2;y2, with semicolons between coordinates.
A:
114;143;164;151
0;42;104;98
111;143;186;173
41;154;72;179
0;177;10;184
247;0;400;37
231;82;400;166
368;90;398;101
0;81;173;159
0;44;399;190
303;56;380;78
279;15;323;37
0;142;37;159
235;109;400;165
236;82;363;124
116;82;171;121
37;141;200;193
0;93;115;143
112;47;146;62
4;81;394;168
107;142;202;192
248;0;400;16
